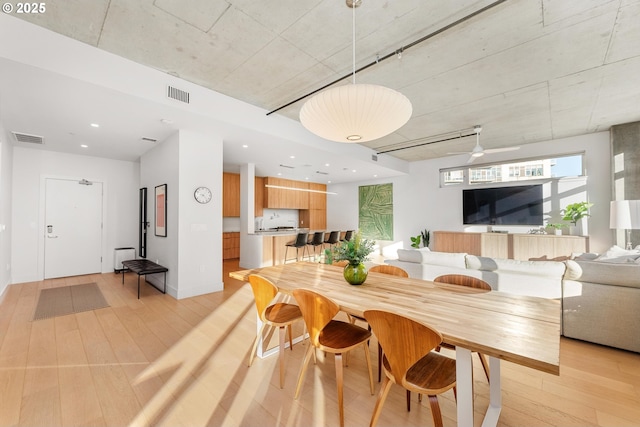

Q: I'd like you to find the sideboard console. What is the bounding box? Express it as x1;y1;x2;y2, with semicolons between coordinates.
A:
432;231;589;260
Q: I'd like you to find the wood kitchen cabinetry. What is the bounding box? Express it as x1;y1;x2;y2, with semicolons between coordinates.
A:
223;174;265;217
264;177;309;209
433;231;588;260
222;232;240;259
299;182;327;230
223;172;240;217
254;176;264;217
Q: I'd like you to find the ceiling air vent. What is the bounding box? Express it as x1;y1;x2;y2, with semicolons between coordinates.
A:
279;164;295;169
141;137;157;143
167;85;190;104
315;171;329;175
12;131;44;144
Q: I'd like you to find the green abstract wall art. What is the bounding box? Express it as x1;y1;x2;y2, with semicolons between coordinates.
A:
359;183;393;240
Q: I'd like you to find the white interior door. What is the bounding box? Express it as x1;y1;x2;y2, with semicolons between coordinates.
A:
44;178;103;279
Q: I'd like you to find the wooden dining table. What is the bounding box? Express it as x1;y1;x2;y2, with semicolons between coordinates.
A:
230;261;561;427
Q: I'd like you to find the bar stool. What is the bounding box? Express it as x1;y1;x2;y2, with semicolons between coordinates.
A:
341;230;354;242
284;232;309;263
307;231;325;259
323;230;340;249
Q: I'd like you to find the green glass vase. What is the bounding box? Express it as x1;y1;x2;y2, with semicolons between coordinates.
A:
343;262;368;285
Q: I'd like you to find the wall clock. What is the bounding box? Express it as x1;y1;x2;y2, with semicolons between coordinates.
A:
194;186;212;204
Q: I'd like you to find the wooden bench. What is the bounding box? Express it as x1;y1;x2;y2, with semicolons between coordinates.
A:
121;259;168;299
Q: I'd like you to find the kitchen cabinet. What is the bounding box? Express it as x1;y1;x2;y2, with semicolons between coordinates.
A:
264;177;309;209
255;176;264;217
299;182;326;230
223;172;240;217
223;232;240;259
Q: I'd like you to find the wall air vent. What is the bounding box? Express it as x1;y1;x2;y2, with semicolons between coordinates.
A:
12;131;44;144
279;164;295;169
141;137;157;142
167;85;190;104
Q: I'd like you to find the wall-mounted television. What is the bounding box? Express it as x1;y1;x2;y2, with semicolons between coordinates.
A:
463;184;543;226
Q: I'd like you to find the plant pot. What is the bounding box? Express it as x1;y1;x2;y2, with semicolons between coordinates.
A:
343;262;368;285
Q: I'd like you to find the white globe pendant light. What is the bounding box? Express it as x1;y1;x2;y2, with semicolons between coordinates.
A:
299;0;412;143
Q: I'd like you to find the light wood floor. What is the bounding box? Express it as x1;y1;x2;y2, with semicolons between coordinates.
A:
0;259;639;427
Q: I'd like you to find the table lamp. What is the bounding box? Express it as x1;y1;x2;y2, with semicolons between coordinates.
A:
610;200;640;250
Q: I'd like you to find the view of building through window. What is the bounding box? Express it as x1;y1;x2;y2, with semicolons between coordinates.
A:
441;154;583;185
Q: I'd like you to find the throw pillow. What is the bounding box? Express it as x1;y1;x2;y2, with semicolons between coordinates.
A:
595;245;640;263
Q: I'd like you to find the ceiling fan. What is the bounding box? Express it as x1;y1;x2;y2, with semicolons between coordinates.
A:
449;125;520;164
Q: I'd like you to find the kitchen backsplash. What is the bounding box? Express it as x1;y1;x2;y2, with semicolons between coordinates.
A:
258;209;299;230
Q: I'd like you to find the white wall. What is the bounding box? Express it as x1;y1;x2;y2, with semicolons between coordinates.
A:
11;147;139;284
176;130;223;298
328;132;612;255
140;129;224;299
0;125;13;296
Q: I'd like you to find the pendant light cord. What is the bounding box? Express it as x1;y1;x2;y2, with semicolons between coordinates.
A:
352;2;356;84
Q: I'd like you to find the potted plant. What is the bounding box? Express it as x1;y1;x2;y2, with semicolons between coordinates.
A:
410;235;421;248
333;230;375;285
545;222;566;236
421;229;430;248
562;202;593;235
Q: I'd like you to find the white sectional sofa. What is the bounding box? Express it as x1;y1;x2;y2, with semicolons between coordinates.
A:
385;247;640;353
563;251;640;353
386;248;576;299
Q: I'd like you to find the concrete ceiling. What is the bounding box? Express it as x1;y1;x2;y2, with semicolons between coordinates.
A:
5;0;640;178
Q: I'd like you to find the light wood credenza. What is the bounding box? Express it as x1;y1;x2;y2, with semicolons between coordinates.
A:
432;231;589;260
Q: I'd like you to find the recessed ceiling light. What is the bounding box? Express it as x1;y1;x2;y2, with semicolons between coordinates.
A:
242;144;248;148
373;174;378;177
90;123;99;128
80;144;88;148
277;172;282;176
328;180;332;184
305;177;309;180
325;163;330;167
290;155;295;159
352;169;357;173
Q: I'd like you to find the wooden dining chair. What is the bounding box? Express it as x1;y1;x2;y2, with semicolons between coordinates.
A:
248;274;303;389
369;264;409;277
364;264;409;382
364;309;457;427
433;274;492;382
292;288;374;427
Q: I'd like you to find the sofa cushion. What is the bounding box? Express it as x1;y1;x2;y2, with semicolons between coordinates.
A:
465;255;565;299
396;248;431;263
465;256;566;278
404;250;467;269
575;260;640;289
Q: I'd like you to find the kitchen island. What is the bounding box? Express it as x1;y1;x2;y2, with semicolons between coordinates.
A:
242;228;313;268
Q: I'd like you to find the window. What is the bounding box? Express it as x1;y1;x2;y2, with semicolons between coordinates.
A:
440;153;583;186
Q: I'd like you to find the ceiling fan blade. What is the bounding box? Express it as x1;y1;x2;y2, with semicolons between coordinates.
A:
447;151;471;155
466;155;478;164
484;146;520;154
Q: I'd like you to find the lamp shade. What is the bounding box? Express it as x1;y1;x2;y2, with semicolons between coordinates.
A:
299;83;412;143
610;200;640;229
